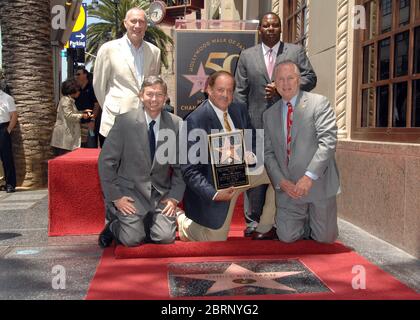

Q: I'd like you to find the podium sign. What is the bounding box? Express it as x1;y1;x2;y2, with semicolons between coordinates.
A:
175;28;257;119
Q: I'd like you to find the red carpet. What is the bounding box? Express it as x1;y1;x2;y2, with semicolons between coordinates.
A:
48;148;105;236
86;244;419;300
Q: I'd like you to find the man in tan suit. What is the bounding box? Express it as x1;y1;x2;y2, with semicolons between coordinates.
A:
93;8;161;138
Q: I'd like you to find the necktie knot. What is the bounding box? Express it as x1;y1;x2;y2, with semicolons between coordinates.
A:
149;120;156;130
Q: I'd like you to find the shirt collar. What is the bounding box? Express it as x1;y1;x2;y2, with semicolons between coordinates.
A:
144;110;161;128
282;94;299;109
124;34;144;52
262;41;281;56
208;99;228;118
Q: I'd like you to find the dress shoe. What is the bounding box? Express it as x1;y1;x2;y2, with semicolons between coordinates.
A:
244;226;256;237
5;185;15;193
98;222;114;248
251;227;278;240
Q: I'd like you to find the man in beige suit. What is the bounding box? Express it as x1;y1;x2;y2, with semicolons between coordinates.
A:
93;8;161;138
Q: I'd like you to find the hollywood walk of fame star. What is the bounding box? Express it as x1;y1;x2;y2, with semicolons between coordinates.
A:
213;135;243;164
182;63;209;97
173;263;303;295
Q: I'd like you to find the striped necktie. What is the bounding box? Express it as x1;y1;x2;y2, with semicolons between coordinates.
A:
286;101;293;161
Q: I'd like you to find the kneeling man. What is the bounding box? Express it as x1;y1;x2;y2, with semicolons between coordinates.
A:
264;61;340;243
98;76;185;247
177;71;276;242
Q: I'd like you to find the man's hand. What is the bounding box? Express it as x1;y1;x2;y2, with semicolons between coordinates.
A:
280;180;300;199
214;187;235;202
265;82;278;100
244;151;256;166
294;175;313;197
114;196;137;215
161;198;178;217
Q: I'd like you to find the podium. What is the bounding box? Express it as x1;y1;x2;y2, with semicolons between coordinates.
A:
48;148;105;236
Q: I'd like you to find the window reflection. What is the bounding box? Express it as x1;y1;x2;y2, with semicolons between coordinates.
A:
376;86;389;127
380;0;392;33
378;38;390;80
393;82;408;127
399;0;410;26
413;80;420;127
415;27;420;74
395;31;409;77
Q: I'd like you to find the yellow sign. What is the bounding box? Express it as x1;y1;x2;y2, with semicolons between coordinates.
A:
65;4;86;49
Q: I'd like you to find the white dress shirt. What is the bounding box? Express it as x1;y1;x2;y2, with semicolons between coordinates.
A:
0;90;16;123
208;99;235;132
144;111;161;147
124;34;145;85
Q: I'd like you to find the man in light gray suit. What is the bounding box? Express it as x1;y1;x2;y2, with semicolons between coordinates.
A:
97;76;185;248
234;12;317;238
263;61;340;244
93;8;161;139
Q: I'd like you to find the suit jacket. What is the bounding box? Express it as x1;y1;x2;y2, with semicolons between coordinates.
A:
93;36;161;137
263;91;340;203
98;107;185;215
51;96;84;151
181;100;255;229
234;42;317;129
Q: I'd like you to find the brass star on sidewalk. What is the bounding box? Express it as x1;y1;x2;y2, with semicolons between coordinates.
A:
182;63;209;97
173;263;303;295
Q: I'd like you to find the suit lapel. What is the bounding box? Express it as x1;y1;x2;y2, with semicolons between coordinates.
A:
256;45;271;83
291;91;305;150
136;106;152;168
119;38;139;88
152;111;171;171
205;101;223;132
228;104;242;129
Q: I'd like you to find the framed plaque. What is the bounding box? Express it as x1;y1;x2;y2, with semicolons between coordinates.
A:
208;130;250;191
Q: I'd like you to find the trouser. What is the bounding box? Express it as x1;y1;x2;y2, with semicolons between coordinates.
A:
275;194;338;244
0;122;16;188
107;188;177;247
177;169;276;242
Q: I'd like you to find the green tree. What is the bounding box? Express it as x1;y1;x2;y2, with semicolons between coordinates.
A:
86;0;173;69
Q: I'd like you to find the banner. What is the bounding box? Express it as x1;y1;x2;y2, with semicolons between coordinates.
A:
175;30;257;119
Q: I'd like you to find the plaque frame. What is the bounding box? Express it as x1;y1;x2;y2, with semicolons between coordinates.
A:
208;130;251;191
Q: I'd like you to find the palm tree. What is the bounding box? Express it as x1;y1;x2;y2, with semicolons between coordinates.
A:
86;0;174;69
0;0;55;188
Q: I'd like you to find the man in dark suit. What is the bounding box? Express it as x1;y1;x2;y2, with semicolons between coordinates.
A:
234;11;317;238
264;61;340;243
97;76;185;248
177;71;275;242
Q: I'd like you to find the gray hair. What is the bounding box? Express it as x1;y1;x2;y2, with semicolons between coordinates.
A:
125;7;146;20
140;75;168;94
274;60;301;77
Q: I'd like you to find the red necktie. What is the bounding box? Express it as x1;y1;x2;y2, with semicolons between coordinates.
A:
286;101;293;161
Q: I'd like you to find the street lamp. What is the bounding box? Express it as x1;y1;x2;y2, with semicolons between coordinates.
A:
91;0;120;39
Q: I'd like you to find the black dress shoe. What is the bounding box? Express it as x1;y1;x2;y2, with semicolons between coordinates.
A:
98;222;114;248
5;185;15;193
244;226;256;237
251;227;278;240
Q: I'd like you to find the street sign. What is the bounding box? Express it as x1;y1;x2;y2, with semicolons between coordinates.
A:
68;3;87;48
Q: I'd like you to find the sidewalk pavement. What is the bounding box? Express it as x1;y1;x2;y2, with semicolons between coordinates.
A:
0;188;419;299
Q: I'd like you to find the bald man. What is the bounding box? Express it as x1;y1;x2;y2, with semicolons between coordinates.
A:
93;8;161;139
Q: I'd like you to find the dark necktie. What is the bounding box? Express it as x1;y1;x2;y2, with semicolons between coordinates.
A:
148;120;156;162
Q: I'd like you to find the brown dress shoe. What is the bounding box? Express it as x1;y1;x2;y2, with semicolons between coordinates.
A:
251;227;278;240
